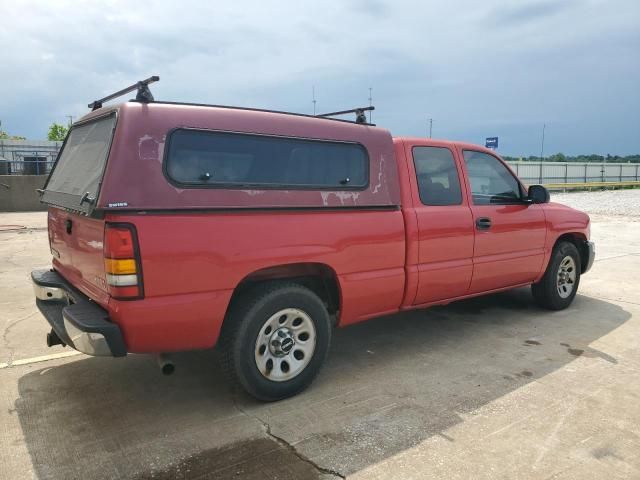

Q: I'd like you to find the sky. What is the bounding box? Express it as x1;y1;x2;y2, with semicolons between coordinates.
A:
0;0;638;156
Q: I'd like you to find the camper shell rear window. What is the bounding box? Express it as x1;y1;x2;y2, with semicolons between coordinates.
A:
42;113;116;214
164;129;369;190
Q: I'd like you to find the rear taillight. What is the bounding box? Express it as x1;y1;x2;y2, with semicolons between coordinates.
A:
103;223;143;299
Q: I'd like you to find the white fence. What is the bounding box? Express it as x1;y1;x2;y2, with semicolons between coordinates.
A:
2;138;639;186
507;162;640;185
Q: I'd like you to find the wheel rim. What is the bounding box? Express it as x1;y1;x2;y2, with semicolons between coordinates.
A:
254;308;317;382
556;255;577;299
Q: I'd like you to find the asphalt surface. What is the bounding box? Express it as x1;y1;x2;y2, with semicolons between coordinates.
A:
1;200;639;479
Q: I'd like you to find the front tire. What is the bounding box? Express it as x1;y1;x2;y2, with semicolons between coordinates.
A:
532;241;581;310
219;283;331;401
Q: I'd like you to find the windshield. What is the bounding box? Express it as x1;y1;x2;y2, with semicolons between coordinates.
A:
43;113;116;213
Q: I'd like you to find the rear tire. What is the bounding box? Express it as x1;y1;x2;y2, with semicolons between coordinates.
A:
219;283;331;402
532;241;581;310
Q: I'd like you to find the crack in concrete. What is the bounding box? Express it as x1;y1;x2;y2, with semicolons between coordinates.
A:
232;396;345;479
2;312;36;365
0;226;47;234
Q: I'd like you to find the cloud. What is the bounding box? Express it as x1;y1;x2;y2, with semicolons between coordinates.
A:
490;0;581;25
349;0;390;17
0;0;638;155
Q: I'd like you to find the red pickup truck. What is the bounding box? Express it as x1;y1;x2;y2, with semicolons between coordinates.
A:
32;81;594;400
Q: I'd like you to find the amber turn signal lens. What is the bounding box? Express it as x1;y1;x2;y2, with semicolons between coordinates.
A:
104;258;137;275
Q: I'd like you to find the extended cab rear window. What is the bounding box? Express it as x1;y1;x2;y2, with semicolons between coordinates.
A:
43;113;116;213
165;129;368;189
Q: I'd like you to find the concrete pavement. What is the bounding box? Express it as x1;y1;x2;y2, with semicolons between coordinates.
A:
1;211;639;479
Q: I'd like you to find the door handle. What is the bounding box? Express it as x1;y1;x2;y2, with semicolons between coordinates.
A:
476;217;492;230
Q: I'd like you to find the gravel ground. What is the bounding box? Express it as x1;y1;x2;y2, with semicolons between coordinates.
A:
552;188;640;218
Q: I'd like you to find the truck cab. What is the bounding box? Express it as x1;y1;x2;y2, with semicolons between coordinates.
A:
394;137;593;309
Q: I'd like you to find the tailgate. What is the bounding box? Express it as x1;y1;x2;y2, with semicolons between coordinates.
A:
49;207;110;307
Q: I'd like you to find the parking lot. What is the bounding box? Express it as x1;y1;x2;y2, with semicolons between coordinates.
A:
2;191;640;480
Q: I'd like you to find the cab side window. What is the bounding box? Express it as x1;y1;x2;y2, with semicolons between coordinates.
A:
463;150;522;205
412;147;462;206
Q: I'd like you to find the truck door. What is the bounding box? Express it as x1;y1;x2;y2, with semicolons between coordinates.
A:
406;143;474;304
459;149;546;293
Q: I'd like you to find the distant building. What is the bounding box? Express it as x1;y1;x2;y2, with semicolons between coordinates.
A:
0;139;61;175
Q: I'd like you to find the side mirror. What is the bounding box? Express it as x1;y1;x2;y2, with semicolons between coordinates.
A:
527;184;550;204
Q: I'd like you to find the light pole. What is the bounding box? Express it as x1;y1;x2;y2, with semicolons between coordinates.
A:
368;87;373;123
540;123;546;161
428;118;433;138
312;86;316;116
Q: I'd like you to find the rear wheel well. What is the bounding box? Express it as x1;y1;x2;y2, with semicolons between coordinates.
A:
554;233;589;273
225;263;341;326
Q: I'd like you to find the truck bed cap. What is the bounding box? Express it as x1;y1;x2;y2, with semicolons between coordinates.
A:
88;102;400;211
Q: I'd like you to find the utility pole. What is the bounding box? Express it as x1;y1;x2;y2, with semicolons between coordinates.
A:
428;118;433;138
540;123;546;161
312;86;316;116
368;87;373;123
66;115;74;127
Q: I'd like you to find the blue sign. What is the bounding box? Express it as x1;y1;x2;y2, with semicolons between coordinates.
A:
485;137;499;149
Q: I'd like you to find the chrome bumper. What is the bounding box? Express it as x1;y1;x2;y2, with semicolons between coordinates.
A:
33;282;67;301
63;317;114;356
31;270;126;357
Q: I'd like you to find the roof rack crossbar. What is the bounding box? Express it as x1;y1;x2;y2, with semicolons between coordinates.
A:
317;106;374;124
88;75;160;111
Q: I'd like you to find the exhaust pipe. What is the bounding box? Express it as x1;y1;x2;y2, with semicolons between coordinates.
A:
156;353;175;376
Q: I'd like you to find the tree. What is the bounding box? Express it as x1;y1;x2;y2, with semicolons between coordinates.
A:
0;130;26;140
547;152;566;162
47;123;68;141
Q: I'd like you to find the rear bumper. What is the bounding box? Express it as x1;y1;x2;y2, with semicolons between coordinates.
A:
582;241;595;274
31;270;126;357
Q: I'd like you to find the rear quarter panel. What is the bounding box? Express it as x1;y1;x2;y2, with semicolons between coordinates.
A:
107;209;406;353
